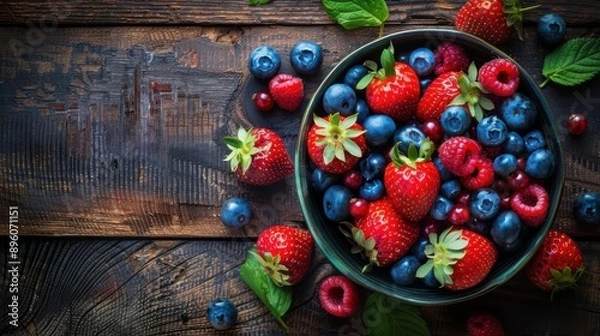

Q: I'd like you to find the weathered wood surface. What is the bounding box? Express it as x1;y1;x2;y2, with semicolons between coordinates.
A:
0;238;598;335
1;24;600;237
1;0;599;26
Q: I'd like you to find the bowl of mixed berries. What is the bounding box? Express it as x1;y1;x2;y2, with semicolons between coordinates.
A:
294;29;565;305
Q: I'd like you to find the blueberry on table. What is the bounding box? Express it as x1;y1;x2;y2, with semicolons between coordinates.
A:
220;197;252;229
207;298;238;330
390;255;422;286
499;92;538;133
323;83;357;115
538;13;566;46
573;191;600;225
408;47;435;77
290;40;323;75
248;45;281;80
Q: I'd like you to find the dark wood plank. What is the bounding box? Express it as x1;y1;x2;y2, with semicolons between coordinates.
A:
2;24;600;237
1;0;599;26
0;238;598;335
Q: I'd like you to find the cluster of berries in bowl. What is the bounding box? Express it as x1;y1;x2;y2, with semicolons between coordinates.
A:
295;29;564;305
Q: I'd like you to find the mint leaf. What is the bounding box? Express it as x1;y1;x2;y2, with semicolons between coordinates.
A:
249;0;272;5
322;0;389;30
240;248;292;330
541;37;600;87
362;293;430;336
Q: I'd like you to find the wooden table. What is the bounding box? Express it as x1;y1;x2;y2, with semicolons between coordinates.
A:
1;1;599;335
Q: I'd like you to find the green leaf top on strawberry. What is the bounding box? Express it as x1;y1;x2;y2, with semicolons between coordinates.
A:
383;139;440;222
224;127;294;185
357;42;420;121
307;112;367;174
416;227;498;290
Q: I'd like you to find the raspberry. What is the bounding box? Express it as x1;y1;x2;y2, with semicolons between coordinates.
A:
268;73;304;111
478;58;520;97
460;157;495;190
467;311;505;336
510;183;549;227
433;42;470;75
438;136;482;177
318;275;360;317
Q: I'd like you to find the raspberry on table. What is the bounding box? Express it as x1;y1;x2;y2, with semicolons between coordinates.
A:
269;73;304;111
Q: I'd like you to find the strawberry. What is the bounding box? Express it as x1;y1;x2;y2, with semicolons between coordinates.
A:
343;198;419;272
357;43;420;121
438;136;483;177
467;311;505;336
383;139;441;222
269;73;304;111
526;230;585;298
254;225;314;286
455;0;541;45
417;63;494;122
417;227;498;290
223;127;293;185
307;112;367;174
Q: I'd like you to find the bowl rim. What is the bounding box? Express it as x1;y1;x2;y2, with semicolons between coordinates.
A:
294;28;565;305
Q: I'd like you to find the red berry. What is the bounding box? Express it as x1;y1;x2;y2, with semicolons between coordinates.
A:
460;157;495;190
349;198;369;218
510;183;549;227
456;190;471;205
438;136;483;177
420;215;446;238
343;170;363;189
433;41;470;75
478;58;520;97
483;145;503;159
567;113;588;135
269;73;304;111
448;203;471;226
318;275;360;318
467;311;505;336
507;170;530;191
421;119;444;143
516;156;527;171
252;90;275;112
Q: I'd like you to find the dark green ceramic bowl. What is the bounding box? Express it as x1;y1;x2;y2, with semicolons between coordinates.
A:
294;29;565;305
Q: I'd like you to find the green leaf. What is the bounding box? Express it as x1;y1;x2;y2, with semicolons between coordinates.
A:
322;0;389;30
249;0;272;5
363;293;430;336
240;248;292;331
541;37;600;87
356;72;375;90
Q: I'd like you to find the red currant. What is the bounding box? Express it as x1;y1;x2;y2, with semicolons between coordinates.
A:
448;204;471;226
349;198;369;218
456;190;471;205
507;170;530;191
567;113;588;135
420;215;446;238
252;90;275;112
343;170;363;189
421;119;444;143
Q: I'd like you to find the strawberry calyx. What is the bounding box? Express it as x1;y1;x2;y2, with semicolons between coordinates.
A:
223;127;262;174
503;0;542;40
450;62;495;121
549;266;585;300
249;249;292;287
314;112;366;164
416;227;468;287
390;138;435;169
340;222;379;273
356;42;396;90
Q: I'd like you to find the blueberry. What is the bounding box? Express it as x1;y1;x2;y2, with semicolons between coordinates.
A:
248;45;281;80
440;179;462;199
411;237;430;262
323;83;357;115
468;219;492;236
359;153;387;180
359;179;385;201
220;197;252;229
493;153;518;176
500;93;538;133
364;114;396;146
504;131;525;155
430;195;454;221
440;106;471;136
523;130;546;153
322;184;353;222
573;191;600;225
422;269;440;288
207;298;238;330
290;40;323;75
311;168;339;192
525;148;555;179
497;233;525;254
390;255;422;286
354;99;371;123
476;115;508;146
344;64;369;90
538;13;566;46
491;211;522;246
433;156;454;181
470;188;501;221
408;47;435;77
393;125;426;154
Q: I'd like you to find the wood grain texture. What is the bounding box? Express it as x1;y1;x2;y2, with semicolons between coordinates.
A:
0;0;599;26
0;238;598;335
1;24;600;237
